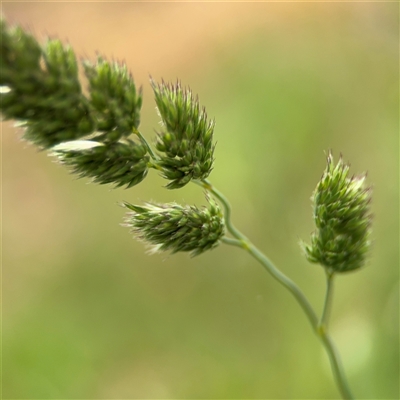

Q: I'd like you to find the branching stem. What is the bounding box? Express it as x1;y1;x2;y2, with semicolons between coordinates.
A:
195;178;354;400
133;128;158;161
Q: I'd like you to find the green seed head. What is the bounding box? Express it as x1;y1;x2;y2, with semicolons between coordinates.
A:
52;139;149;188
0;21;95;148
303;152;372;273
151;79;215;189
83;57;142;143
123;196;225;256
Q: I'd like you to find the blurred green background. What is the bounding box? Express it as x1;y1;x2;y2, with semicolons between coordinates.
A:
2;1;398;399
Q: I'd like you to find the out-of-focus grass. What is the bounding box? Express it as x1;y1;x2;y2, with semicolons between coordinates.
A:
2;2;398;399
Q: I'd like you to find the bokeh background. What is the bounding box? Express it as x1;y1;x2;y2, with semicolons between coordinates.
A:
2;1;399;399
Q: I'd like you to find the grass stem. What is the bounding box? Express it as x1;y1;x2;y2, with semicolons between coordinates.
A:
196;178;354;400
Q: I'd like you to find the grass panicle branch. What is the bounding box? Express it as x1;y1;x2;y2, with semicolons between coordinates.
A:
1;19;373;400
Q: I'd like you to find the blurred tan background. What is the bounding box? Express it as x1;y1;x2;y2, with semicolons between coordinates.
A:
2;1;399;399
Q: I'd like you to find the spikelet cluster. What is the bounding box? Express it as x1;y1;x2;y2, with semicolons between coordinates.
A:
52;140;149;188
1;20;149;189
304;153;372;273
83;57;142;143
0;20;94;148
123;197;225;256
152;80;215;189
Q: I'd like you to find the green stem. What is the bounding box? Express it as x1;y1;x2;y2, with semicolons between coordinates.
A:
195;179;246;242
133;128;158;161
320;270;335;329
196;178;354;400
221;236;244;248
249;244;319;327
318;327;354;400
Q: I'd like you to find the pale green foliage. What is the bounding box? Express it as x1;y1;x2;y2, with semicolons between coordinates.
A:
303;152;372;273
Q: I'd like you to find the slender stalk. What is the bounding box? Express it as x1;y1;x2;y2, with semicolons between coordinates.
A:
320;270;335;329
132;128;158;161
195;179;247;242
246;240;319;329
196;178;354;400
318;328;354;399
221;236;243;248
